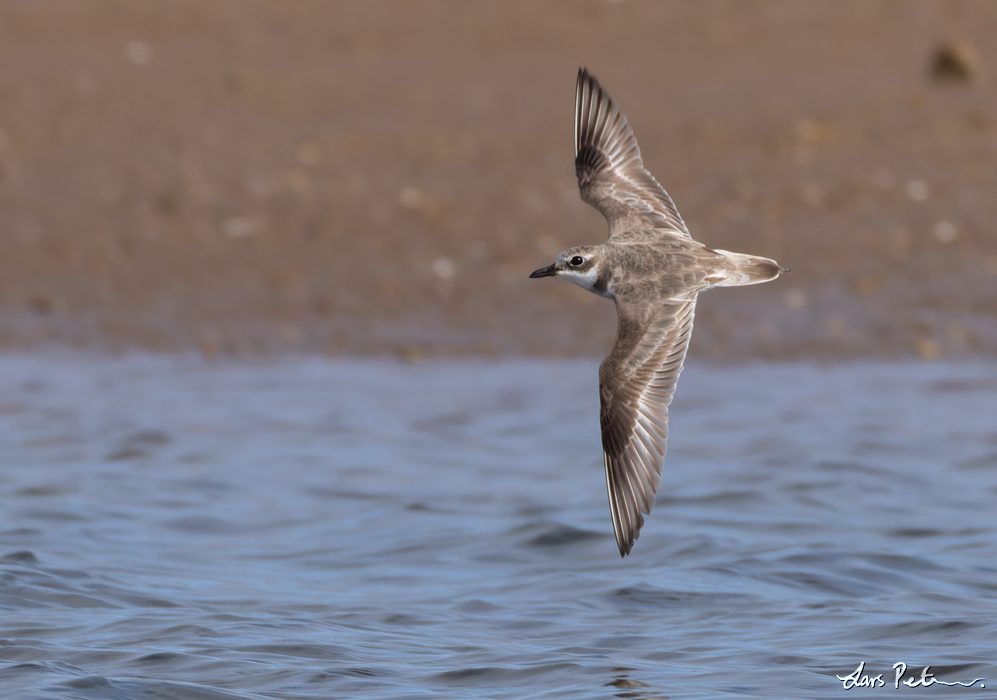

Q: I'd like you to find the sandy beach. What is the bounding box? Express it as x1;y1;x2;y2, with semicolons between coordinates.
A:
1;1;995;359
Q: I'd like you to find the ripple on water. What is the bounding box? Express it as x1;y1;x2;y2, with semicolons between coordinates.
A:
1;356;996;699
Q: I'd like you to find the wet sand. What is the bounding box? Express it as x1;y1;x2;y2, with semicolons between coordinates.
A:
1;1;996;359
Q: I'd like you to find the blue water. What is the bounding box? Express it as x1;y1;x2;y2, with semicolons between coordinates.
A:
1;355;996;699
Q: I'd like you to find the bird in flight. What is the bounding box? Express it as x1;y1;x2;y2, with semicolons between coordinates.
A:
530;68;785;556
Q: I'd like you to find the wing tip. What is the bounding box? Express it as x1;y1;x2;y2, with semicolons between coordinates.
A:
617;536;633;558
575;67;598;157
578;66;601;92
615;523;640;557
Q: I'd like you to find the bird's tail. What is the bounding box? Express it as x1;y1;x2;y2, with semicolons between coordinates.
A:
710;250;785;287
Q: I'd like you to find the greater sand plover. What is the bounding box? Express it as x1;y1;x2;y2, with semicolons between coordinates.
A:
530;68;785;556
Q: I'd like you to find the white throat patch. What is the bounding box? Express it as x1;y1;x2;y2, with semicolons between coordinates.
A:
561;264;611;298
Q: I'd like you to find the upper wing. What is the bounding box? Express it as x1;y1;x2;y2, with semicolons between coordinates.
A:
599;297;697;556
575;67;690;239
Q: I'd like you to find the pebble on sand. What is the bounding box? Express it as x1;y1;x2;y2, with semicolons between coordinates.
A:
905;179;930;202
125;41;152;66
932;220;958;244
432;257;456;281
930;39;985;84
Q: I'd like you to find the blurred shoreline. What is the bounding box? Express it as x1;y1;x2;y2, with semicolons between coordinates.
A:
1;1;995;361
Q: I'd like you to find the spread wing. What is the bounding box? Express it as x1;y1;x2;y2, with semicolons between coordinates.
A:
599;298;697;556
575;67;690;239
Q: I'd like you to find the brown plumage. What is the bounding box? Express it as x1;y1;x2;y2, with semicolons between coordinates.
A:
530;68;785;556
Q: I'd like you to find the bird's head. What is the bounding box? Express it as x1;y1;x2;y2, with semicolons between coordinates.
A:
529;246;610;296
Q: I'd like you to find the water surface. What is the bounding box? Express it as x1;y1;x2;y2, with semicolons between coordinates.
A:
1;355;996;698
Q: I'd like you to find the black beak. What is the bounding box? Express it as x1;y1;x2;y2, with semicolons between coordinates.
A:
529;264;558;279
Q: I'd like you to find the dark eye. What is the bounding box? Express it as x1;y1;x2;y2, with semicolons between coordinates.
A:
569;256;585;267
